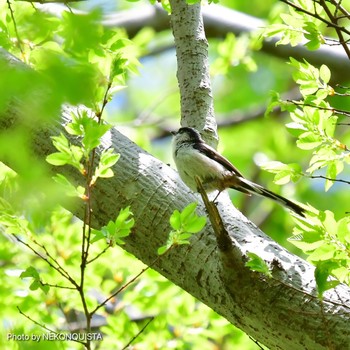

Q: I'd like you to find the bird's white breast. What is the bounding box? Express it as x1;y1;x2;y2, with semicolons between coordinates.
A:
173;144;228;192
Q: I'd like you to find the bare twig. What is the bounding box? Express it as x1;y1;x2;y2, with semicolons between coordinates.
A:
17;307;57;333
13;234;78;287
286;99;350;118
307;174;350;185
86;245;110;264
17;307;86;346
42;283;76;290
121;317;155;350
248;335;266;350
319;0;350;60
6;0;24;58
90;255;162;315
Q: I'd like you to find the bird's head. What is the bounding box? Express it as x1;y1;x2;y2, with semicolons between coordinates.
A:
173;127;203;144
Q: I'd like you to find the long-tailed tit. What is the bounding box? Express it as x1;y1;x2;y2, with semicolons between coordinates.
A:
172;127;305;216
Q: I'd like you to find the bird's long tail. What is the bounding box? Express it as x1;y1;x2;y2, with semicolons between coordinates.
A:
234;177;306;217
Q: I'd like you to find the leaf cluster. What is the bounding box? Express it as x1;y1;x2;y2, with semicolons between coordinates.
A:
92;206;134;246
262;0;325;50
291;211;350;295
265;58;348;192
263;54;350;296
158;203;206;255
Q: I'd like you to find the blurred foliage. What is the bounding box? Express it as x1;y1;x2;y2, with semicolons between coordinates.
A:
0;0;350;349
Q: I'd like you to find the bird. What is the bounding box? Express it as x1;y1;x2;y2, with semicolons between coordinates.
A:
172;126;305;217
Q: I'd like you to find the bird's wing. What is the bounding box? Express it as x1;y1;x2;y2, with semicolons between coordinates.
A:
194;142;246;178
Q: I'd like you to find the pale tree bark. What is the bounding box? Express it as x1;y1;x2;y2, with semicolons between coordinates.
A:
1;1;350;349
169;0;217;147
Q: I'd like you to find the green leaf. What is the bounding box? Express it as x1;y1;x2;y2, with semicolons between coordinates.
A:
307;149;334;173
46;133;84;171
65;113;85;136
177;232;193;241
179;203;206;233
308;244;336;262
46;152;71;166
299;83;319;96
160;203;206;253
53;174;85;198
297;131;323;150
51;134;70;153
315;89;329;100
29;280;40;291
324;115;337;138
289;231;324;252
319;64;331;84
183;216;206;233
20;266;40;279
115;206;133;224
93;207;134;246
91;149;120;184
262;161;302;185
337;217;350;244
321;210;337;237
110;55;128;80
325;161;343;191
315;261;340;297
21;267;50;294
90;228;105;243
101;149;120;168
82;120;111;154
245;252;272;277
180;202;197;222
304;39;320;51
40;283;50;294
273;171;290;185
157;245;169;255
170;210;181;230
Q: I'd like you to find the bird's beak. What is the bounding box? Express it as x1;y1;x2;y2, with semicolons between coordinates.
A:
171;131;177;136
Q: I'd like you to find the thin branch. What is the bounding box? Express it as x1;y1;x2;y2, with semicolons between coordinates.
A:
329;0;350;20
319;0;350;60
121;317;155;350
77;66;116;346
6;0;24;59
90;255;162;316
286;99;350;118
307;174;350;185
86;245;110;264
248;335;266;350
32;237;76;283
17;307;58;333
13;234;78;287
42;283;76;290
17;307;86;346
